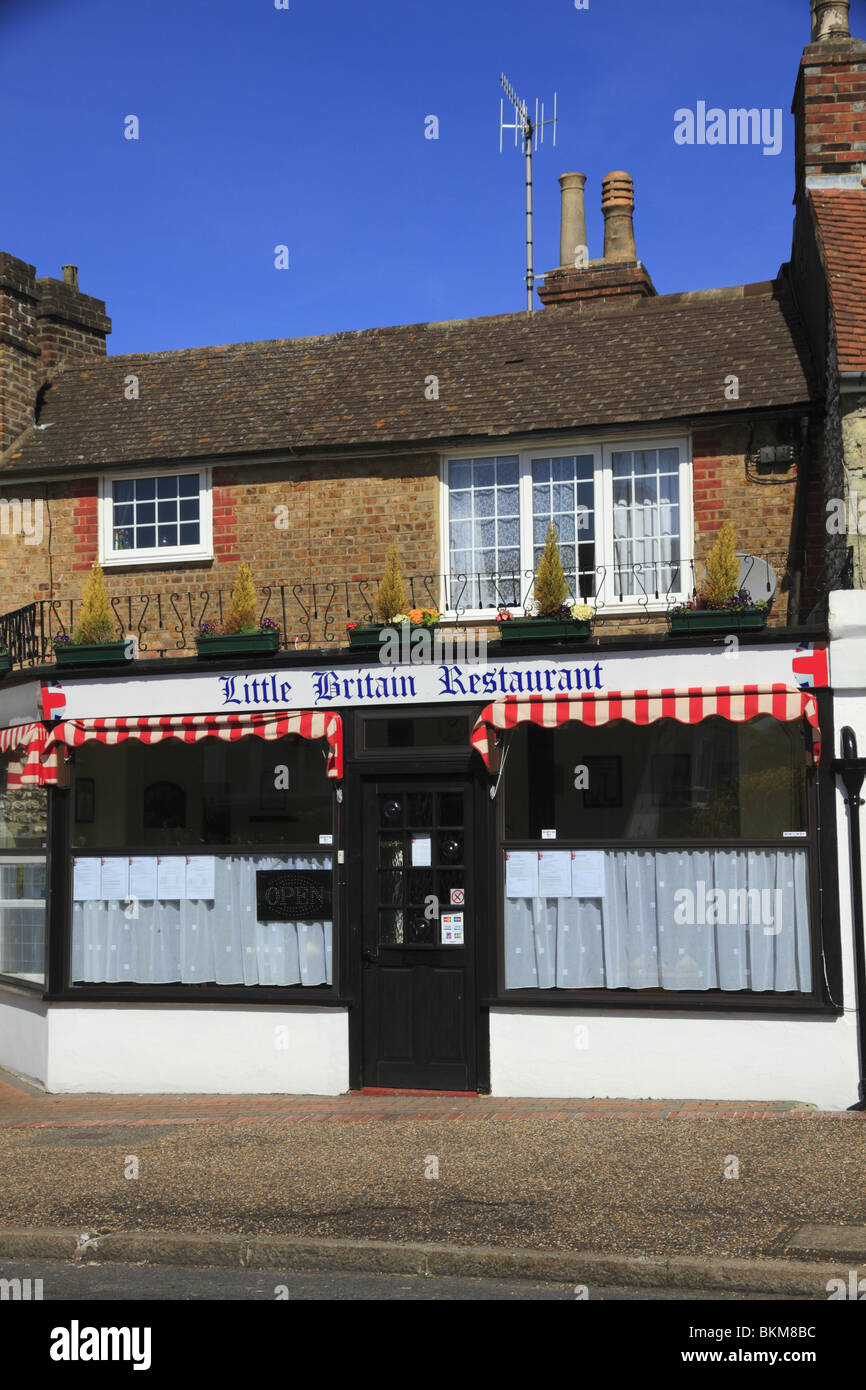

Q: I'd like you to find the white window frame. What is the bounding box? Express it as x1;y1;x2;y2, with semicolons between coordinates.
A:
439;433;693;619
98;466;213;567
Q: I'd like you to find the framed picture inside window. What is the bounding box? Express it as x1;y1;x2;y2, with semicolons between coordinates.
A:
74;778;95;824
581;756;622;809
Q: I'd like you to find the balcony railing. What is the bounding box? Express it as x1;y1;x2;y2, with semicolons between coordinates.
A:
0;546;845;670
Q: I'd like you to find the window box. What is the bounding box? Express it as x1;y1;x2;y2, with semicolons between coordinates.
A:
668;609;768;635
0;652;10;676
55;640;129;667
194;630;280;658
347;625;389;650
498;618;592;643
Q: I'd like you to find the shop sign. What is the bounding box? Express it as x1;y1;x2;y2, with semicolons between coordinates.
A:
256;870;332;921
39;642;827;722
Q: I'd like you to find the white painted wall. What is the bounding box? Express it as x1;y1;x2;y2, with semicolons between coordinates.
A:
44;1005;349;1094
489;1008;859;1108
0;986;48;1088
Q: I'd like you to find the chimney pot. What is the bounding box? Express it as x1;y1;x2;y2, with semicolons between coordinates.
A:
601;171;637;262
558;172;587;267
811;0;850;40
62;265;78;289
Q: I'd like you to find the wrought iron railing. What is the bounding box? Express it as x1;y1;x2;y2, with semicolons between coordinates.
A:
0;547;843;669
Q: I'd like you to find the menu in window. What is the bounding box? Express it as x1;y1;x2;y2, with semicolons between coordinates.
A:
538;850;573;898
156;856;187;900
186;856;216;900
129;857;158;901
72;857;101;901
571;850;606;899
505;850;539;898
99;857;129;901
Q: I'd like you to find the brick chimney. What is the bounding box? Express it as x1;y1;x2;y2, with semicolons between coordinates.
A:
538;171;657;307
0;254;110;453
793;0;866;200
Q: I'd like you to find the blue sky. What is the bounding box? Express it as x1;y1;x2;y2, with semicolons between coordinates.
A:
2;0;863;354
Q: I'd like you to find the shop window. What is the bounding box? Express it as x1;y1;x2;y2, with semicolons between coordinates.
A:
72;737;332;849
68;736;335;989
70;853;332;987
501;717;813;995
0;753;47;986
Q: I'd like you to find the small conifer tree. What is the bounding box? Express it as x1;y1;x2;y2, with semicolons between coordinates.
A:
74;562;115;644
376;542;410;622
699;521;739;608
534;522;569;616
225;562;259;633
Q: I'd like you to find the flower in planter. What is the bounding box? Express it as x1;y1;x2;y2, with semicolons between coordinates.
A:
53;632;72;646
258;617;280;633
495;609;514;623
571;603;594;622
198;620;221;637
408;608;439;627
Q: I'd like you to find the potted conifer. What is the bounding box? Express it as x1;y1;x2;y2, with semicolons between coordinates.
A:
497;523;594;643
54;562;129;665
668;522;770;634
195;562;281;657
346;543;439;648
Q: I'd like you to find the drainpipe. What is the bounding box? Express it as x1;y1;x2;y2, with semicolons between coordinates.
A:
834;727;866;1109
787;415;811;625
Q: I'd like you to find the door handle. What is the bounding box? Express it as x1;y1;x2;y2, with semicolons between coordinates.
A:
362;947;380;964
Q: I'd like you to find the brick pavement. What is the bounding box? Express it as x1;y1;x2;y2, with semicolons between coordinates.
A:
1;1070;860;1128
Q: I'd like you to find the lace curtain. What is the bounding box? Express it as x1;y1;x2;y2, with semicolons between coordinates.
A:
505;848;811;991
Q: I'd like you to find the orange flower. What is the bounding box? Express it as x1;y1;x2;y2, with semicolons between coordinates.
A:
408;608;424;624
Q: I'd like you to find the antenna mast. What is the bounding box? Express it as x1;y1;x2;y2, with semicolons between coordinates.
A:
499;73;557;312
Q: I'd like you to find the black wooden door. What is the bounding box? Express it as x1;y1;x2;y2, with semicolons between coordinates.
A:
361;778;475;1090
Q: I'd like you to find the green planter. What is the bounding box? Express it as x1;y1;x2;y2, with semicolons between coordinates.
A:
195;630;280;658
0;652;10;676
55;640;130;666
347;625;392;649
669;609;768;635
498;618;593;643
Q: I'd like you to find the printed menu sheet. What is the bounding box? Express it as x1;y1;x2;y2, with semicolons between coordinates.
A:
99;857;129;901
538;850;573;898
186;857;216;900
72;857;101;901
129;857;158;901
571;850;607;899
505;850;539;899
156;856;187;900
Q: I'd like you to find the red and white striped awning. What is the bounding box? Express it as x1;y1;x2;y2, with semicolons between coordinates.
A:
470;684;822;767
0;723;53;787
41;710;343;781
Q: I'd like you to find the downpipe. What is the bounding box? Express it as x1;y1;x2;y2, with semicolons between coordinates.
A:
834;727;866;1109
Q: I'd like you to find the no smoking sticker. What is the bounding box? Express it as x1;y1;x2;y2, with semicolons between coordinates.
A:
450;888;465;905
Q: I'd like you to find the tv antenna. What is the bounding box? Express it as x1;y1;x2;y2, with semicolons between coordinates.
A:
499;73;557;312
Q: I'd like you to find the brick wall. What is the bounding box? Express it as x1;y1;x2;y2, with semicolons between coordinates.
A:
0;413;817;656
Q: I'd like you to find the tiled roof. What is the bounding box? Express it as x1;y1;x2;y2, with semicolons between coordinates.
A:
810;190;866;374
0;278;817;476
